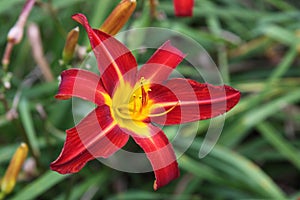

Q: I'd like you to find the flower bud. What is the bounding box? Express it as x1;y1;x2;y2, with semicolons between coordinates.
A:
1;143;28;195
100;0;136;35
149;0;158;18
7;0;35;44
7;26;24;44
1;0;35;68
173;0;194;17
62;27;80;64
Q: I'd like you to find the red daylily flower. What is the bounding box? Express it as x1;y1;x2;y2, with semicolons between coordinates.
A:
50;13;240;190
173;0;194;17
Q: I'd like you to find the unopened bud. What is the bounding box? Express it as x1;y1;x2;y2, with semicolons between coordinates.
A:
1;143;28;195
62;27;80;64
149;0;158;18
173;0;194;17
7;26;24;44
100;0;137;35
7;0;35;44
2;0;35;68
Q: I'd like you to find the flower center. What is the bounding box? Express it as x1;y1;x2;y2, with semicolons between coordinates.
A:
114;77;178;122
115;77;152;121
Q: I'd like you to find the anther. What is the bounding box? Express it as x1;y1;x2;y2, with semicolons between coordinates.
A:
140;77;145;85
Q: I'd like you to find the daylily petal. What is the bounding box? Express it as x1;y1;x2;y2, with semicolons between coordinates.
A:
173;0;194;17
55;69;108;106
72;13;138;95
50;105;129;174
137;41;185;84
149;78;241;125
132;125;179;190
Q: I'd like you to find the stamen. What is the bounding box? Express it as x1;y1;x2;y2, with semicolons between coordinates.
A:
133;94;136;112
148;101;180;117
138;95;143;112
115;77;154;121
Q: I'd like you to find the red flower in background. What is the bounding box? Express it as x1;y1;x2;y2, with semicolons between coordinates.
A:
50;13;240;190
173;0;194;17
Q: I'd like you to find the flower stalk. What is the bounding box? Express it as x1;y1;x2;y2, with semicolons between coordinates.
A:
2;0;36;70
27;23;54;82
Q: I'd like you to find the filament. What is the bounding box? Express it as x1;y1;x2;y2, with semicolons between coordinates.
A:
148;101;180;117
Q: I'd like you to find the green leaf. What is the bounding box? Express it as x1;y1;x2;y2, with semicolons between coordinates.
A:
260;25;299;45
10;171;68;200
257;122;300;170
209;145;286;199
0;0;24;14
221;88;300;146
18;98;40;157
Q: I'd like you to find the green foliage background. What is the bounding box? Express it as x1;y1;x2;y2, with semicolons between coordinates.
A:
0;0;300;199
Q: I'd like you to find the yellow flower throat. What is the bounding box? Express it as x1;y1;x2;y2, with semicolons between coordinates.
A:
110;77;178;121
114;77;153;121
107;77;178;135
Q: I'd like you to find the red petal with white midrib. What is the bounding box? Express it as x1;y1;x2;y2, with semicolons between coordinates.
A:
137;41;185;84
149;78;241;125
132;125;179;190
72;13;138;95
55;69;107;106
50;105;129;174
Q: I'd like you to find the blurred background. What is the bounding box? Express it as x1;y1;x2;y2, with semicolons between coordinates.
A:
0;0;299;199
